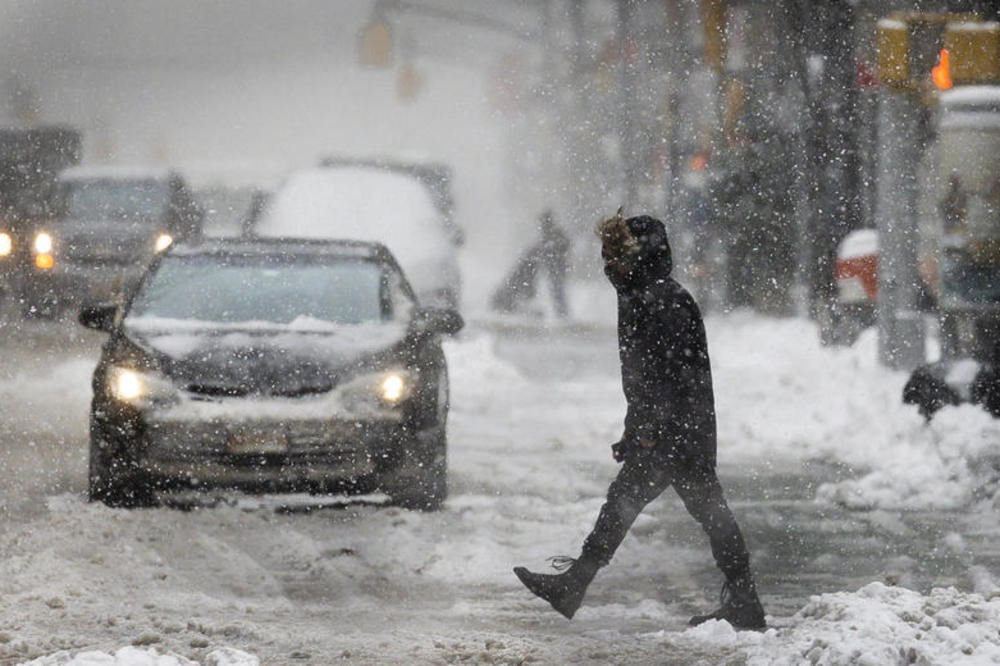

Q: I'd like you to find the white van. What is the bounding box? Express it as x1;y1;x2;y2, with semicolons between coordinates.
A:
256;164;461;309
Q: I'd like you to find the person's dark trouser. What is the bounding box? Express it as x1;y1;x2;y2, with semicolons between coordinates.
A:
580;449;751;583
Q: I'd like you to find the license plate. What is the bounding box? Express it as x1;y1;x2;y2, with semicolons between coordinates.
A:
227;428;288;455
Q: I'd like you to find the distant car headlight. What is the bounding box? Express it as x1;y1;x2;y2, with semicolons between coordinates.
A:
107;366;177;406
0;232;12;257
155;234;173;252
34;232;53;254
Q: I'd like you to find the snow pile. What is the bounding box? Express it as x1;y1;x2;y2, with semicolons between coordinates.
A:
817;405;1000;510
709;315;1000;510
21;646;258;666
683;582;1000;666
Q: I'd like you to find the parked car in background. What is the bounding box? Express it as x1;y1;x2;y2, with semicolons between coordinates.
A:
21;166;203;317
255;160;463;309
318;156;464;247
0;125;81;308
79;238;462;510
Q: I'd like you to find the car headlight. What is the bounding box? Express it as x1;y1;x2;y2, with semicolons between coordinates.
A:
34;232;53;254
342;370;413;413
380;373;407;403
0;232;11;257
107;366;177;406
155;233;173;252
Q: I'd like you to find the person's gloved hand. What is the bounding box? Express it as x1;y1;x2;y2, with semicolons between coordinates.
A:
611;438;629;462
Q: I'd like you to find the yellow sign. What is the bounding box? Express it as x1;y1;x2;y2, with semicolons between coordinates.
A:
358;17;393;68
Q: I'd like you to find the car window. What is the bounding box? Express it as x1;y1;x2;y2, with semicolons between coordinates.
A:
383;263;415;317
127;254;387;325
60;179;170;221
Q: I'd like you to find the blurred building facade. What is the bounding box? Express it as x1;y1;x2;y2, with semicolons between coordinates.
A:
502;0;1000;322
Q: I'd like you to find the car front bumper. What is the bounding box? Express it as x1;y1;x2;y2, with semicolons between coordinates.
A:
27;261;145;307
94;408;425;492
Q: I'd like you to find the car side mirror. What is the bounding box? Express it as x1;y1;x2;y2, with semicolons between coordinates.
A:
79;303;118;332
410;306;464;337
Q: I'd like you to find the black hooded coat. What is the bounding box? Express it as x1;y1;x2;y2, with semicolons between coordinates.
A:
608;216;717;470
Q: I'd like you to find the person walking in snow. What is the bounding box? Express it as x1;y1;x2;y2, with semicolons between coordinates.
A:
490;209;571;318
536;209;571;318
513;209;766;629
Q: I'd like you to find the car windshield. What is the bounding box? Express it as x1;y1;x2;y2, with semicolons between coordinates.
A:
61;179;170;221
127;253;386;325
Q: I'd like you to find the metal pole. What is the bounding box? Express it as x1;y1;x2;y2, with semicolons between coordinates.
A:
617;0;639;207
875;91;926;370
566;0;595;228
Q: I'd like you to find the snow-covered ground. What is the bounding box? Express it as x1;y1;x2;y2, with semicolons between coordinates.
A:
1;303;999;665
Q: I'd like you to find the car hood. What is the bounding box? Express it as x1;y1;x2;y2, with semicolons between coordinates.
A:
123;318;409;397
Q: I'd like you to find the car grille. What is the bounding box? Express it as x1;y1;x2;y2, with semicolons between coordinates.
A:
63;235;149;265
184;384;335;399
144;419;369;458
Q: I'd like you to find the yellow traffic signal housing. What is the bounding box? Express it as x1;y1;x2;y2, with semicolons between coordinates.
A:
358;17;393;68
945;22;1000;85
876;12;995;92
877;18;910;87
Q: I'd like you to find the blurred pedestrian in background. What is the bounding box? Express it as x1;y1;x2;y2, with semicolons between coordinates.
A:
490;209;571;319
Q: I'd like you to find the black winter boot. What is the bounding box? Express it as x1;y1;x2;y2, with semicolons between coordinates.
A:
689;575;766;630
513;555;601;619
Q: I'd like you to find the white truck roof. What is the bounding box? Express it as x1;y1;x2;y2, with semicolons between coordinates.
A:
58;165;174;182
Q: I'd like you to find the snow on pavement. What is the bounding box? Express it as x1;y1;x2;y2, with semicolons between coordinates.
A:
682;582;1000;665
2;313;1000;664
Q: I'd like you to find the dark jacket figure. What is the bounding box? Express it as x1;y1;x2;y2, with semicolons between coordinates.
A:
490;210;571;318
608;214;716;468
514;211;765;629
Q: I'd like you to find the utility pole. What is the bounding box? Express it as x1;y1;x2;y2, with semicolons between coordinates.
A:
874;16;928;370
809;1;860;326
617;0;640;207
565;0;604;229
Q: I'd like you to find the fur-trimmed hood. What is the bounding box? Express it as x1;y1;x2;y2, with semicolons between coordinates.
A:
602;214;673;293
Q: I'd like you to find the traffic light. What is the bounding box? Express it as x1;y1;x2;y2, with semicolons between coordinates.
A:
945;21;1000;85
358;16;393;68
877;13;999;92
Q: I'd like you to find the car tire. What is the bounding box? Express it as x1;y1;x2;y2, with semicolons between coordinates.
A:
387;433;447;511
88;438;154;508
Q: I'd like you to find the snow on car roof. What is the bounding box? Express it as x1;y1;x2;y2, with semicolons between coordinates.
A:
255;166;450;267
58;165;175;182
168;237;390;260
